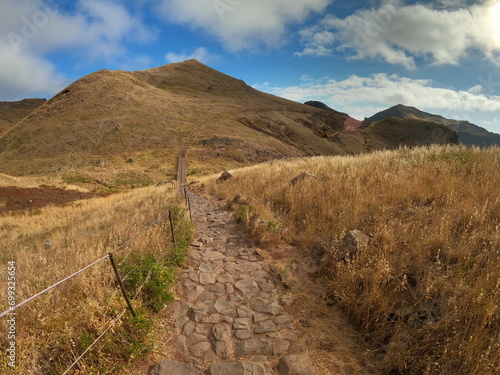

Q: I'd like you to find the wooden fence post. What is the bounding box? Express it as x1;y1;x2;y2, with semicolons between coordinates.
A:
108;253;136;317
168;210;176;244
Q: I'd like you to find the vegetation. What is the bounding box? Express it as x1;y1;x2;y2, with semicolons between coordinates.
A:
208;145;500;375
0;185;192;374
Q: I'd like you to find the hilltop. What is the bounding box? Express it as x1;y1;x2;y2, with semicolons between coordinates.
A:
0;98;46;135
366;104;500;146
0;61;456;187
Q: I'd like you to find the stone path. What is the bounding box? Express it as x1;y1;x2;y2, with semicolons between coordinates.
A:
148;189;315;375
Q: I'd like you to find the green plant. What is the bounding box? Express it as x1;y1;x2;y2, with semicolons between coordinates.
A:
122;254;176;312
234;205;256;224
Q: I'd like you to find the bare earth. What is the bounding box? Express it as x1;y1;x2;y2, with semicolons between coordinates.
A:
0;186;105;214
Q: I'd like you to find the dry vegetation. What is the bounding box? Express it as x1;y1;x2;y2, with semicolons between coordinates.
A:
0;184;192;374
207;145;499;374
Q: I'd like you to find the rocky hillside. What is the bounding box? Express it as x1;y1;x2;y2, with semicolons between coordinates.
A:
366;104;500;147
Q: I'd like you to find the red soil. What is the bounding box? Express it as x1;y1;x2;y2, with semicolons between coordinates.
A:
343;116;363;131
0;186;106;214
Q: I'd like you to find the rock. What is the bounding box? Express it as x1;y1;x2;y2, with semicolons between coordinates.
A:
207;361;272;375
212;323;233;359
199;262;219;273
126;157;134;163
254;320;278;334
235;338;270;357
279;355;315;375
93;159;105;168
234;279;259;297
200;272;217;285
339;230;369;260
299;319;311;328
254;302;284;316
44;239;53;250
190;341;211;357
148;358;204;375
233;317;251;329
214;300;233;313
216;170;233;183
289;172;314;187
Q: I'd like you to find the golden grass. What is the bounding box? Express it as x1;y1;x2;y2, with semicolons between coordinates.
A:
0;184;189;374
206;145;500;374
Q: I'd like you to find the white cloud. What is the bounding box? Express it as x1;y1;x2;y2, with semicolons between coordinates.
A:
254;73;500;121
0;0;158;99
155;0;331;51
0;41;68;100
165;47;221;64
297;1;500;69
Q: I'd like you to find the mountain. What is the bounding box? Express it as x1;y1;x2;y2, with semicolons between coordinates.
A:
366;104;500;147
0;61;457;185
0;98;46;135
304;101;363;131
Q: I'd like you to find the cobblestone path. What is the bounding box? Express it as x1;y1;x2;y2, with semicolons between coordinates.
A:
148;189;315;375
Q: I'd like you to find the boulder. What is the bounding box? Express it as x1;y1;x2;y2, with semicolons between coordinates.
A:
339;230;369;260
93;159;105;167
216;170;233;183
279;355;315;375
289;172;314;187
148;359;204;375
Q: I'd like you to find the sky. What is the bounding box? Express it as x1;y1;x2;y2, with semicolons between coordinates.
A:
1;0;500;133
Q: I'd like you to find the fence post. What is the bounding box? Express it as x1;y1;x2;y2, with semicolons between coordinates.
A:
108;253;136;317
168;210;176;244
187;196;192;222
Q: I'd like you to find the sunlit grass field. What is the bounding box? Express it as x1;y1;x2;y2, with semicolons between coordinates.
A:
0;184;191;374
208;145;500;374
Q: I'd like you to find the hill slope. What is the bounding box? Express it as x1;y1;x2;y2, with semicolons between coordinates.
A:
366;104;500;146
0;61;456;184
0;98;46;135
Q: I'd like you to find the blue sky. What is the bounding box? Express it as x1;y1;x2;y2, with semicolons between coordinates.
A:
2;0;500;133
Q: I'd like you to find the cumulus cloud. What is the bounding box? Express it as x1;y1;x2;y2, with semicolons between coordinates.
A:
165;47;221;64
0;41;68;100
254;73;500;121
297;1;500;69
0;0;157;99
155;0;331;51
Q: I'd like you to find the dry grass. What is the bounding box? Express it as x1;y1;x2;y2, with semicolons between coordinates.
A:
206;145;500;374
0;184;191;374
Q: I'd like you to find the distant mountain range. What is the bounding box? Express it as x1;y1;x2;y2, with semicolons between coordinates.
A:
0;60;457;179
365;104;500;147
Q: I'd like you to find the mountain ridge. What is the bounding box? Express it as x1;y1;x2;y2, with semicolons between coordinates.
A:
366;104;500;146
0;61;457;185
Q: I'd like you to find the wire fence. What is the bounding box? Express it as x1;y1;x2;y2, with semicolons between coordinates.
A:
0;205;186;374
1;125;202;374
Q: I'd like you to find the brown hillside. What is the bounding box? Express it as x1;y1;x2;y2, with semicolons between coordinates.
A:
0;98;46;135
0;60;456;185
